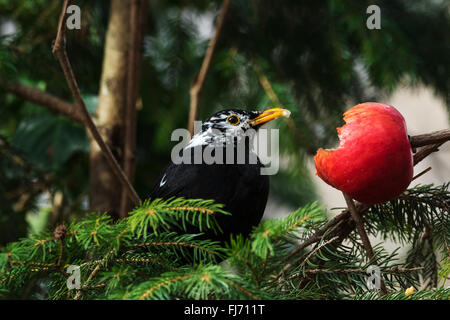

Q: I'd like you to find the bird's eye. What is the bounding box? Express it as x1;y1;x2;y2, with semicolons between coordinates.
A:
226;114;240;126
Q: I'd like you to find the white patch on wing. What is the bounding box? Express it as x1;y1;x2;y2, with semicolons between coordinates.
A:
159;174;167;187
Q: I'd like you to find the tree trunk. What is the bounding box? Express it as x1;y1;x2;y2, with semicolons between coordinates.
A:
89;0;130;219
119;0;147;218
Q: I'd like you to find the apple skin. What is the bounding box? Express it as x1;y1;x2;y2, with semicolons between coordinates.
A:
314;102;414;204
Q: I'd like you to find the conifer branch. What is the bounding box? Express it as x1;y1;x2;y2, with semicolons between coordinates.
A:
1;192;447;299
74;264;100;300
301;236;339;267
289;266;424;278
258;248;271;287
139;275;191;300
226;280;259;300
129;240;219;257
82;283;106;290
80;256;177;271
279;203;367;267
9;261;58;268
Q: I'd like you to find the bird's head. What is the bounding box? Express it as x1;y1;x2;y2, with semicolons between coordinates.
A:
187;108;291;148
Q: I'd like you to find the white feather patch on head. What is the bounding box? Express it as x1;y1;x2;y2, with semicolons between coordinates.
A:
185;110;259;149
185;127;215;148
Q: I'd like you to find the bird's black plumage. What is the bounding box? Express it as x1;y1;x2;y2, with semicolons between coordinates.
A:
149;108;288;243
150;159;268;242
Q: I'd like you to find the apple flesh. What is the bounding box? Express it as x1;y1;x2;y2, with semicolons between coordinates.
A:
314;102;413;204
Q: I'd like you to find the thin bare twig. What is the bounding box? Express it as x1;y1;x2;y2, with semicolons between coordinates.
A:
410;129;450;165
52;0;71;54
343;194;375;259
1;82;83;124
52;0;141;207
188;0;231;135
412;166;432;181
413;142;445;165
343;193;387;295
410;129;450;148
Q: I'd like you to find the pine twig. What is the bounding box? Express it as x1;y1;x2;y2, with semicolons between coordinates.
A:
301;236;339;267
74;264;100;300
279;203;368;265
139;275;191;300
226;280;259;300
81;283;106;290
129;241;219;256
52;0;141;207
258;248;271;287
288;266;424;279
423;224;439;288
74;247;116;300
277;221;345;281
188;0;231;135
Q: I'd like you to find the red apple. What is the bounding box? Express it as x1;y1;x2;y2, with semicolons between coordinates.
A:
314;102;413;204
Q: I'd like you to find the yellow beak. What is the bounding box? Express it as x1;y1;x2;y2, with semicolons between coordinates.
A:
250;108;291;127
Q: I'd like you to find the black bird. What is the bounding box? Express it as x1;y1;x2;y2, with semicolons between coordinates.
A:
149;108;290;243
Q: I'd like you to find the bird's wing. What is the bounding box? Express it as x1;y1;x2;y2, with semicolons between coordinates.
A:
148;161;269;241
149;162;238;203
148;162;183;199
